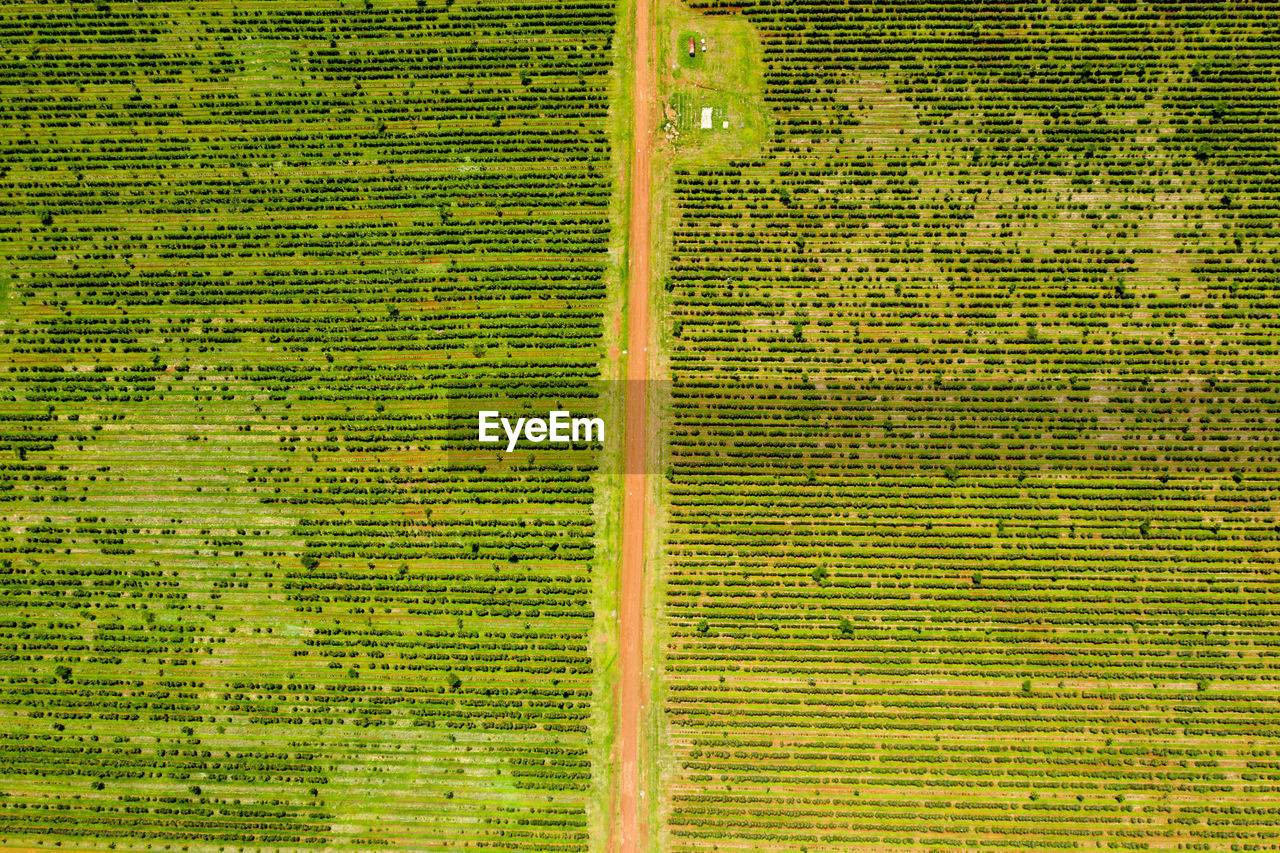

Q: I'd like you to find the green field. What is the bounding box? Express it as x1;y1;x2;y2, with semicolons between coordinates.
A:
653;0;1280;850
0;0;624;849
4;0;1280;851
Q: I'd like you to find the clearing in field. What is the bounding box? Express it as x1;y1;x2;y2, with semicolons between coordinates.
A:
658;4;767;163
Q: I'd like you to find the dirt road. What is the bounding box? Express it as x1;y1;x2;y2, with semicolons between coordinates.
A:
615;0;654;844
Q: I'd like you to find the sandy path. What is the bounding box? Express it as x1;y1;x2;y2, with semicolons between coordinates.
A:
615;0;654;844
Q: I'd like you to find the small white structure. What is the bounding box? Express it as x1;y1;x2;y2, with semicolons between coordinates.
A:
722;121;729;129
700;107;713;129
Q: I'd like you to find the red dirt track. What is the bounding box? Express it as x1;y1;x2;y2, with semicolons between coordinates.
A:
614;0;654;845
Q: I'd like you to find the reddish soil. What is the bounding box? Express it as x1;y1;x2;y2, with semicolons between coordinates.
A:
615;0;654;846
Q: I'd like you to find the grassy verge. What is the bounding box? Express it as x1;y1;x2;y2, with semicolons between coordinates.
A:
589;0;637;845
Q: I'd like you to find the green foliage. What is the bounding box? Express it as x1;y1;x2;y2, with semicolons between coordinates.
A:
0;0;617;847
656;3;1280;848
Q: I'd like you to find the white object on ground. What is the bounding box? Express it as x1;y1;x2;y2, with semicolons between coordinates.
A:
700;107;712;129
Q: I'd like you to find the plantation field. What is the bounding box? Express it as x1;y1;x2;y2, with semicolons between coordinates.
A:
6;0;1280;850
0;0;624;850
654;1;1280;851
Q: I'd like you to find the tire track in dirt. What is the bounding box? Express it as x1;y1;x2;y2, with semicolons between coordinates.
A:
615;0;654;845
